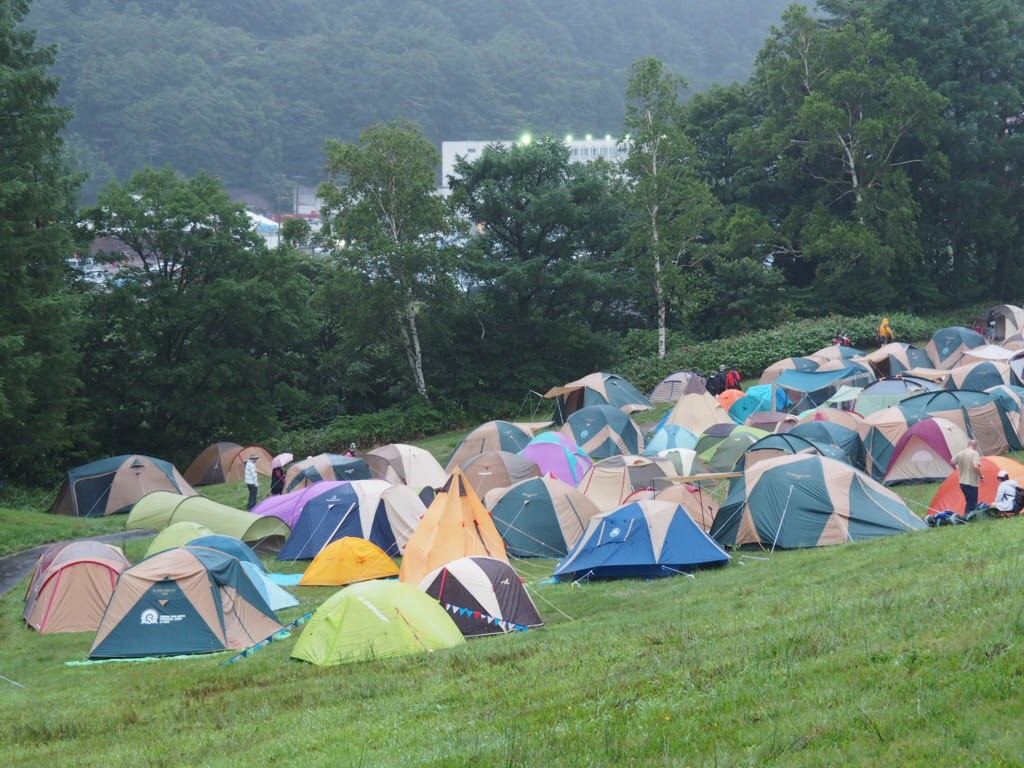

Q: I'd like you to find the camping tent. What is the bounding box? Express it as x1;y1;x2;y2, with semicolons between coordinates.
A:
364;444;447;490
899;390;1019;454
663;392;733;436
654;448;708;476
577;455;677;512
856;377;930;417
399;470;508;585
929;456;1024;514
728;385;790;425
696;425;768;472
239;561;299;611
644;425;699;456
183;443;272;486
774;365;876;413
759;357;821;385
251;481;348;528
745;412;800;433
519;432;593;486
944;360;1014;392
23;542;130;633
50;455;197;517
484;476;602;558
925;327;987;369
883;417;968;485
553;500;730;581
561;405;644;459
89;546;282;659
446;421;534;471
717;388;745;412
419;557;543;636
126;491;291;549
854;343;933;378
459;451;541;498
545;372;653;424
299;537;399;586
795;407;864;432
735;433;850;472
787;421;866;470
276;480;424;560
291;580;465;666
144;521;215;558
649;371;707;402
711;454;926;549
979;305;1024;341
857;407;921;480
647;483;721;532
285;454;371;492
188;535;265;571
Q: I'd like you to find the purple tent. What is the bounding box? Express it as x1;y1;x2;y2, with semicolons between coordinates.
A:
251;480;348;528
519;432;593;486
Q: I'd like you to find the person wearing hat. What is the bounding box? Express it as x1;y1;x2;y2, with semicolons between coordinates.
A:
992;470;1021;515
244;454;260;510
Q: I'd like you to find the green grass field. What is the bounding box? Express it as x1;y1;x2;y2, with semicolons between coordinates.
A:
3;431;1022;765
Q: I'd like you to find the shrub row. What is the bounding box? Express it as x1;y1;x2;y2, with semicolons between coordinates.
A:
267;396;521;456
615;309;982;393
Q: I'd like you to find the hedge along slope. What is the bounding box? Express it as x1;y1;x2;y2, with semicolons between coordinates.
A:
616;310;981;394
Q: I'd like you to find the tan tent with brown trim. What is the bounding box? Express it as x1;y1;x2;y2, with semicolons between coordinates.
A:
652;482;721;533
184;443;272;486
365;444;447;489
89;546;282;659
23;542;131;633
460;451;541;498
578;455;677;512
399;470;508;585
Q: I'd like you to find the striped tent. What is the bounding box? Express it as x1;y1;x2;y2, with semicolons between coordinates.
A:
944;360;1014;392
712;455;926;549
446;421;534;471
787;421;866;470
545;372;653;424
854;343;933;378
460;451;541;498
285;454;372;492
857;407;921;481
364;444;447;490
484;476;602;558
925;327;986;369
735;433;850;472
649;371;707;402
899;390;1019;454
184;443;272;486
561;405;644;459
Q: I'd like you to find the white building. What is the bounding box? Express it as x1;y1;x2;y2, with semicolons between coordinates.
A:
440;135;626;193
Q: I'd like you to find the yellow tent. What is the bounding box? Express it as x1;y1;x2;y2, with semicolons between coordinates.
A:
299;537;398;586
399;470;508;585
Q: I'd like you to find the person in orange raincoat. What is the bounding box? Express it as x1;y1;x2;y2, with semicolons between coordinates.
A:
878;317;895;344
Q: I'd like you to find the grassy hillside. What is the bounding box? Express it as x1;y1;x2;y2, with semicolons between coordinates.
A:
3;513;1023;766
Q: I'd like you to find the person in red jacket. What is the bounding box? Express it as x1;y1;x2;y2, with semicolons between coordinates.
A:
724;366;742;390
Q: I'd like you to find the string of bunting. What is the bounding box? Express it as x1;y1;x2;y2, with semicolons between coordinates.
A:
441;603;532;633
221;610;316;665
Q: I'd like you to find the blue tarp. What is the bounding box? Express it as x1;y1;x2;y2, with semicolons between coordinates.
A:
775;366;861;393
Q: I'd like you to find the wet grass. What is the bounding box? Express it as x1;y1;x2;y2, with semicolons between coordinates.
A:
3;509;1024;766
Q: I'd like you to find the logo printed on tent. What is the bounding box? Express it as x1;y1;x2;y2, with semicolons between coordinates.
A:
610;527;621;538
359;596;391;623
140;609;159;625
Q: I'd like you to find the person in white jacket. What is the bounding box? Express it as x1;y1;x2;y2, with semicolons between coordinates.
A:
245;455;259;510
992;470;1021;515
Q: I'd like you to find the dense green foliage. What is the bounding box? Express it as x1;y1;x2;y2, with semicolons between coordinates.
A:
3;0;1024;483
0;0;81;483
26;0;795;201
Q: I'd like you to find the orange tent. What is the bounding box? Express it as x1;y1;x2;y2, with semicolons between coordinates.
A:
717;389;744;411
929;456;1024;514
299;537;398;586
399;470;508;585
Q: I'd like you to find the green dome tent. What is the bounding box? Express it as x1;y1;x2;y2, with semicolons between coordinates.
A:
291;580;465;666
127;491;290;550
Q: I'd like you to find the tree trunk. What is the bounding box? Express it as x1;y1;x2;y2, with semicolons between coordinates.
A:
652;205;666;359
396;299;428;401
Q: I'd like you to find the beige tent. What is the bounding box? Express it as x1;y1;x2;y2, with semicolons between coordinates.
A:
981;304;1024;341
460;451;541;498
664;392;732;436
399;470;508;585
50;455;197;517
23;542;130;633
578;455;677;512
364;444;447;489
652;483;720;533
446;421;535;471
126;491;291;549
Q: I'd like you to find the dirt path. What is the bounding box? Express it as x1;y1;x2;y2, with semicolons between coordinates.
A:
0;530;155;599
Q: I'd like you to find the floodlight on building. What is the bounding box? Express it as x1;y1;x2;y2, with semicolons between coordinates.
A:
605;134;612;141
585;134;593;141
565;134;573;142
520;133;532;145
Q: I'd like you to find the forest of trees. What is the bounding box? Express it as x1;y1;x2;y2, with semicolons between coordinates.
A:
26;0;794;200
2;0;1023;486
